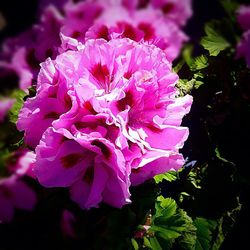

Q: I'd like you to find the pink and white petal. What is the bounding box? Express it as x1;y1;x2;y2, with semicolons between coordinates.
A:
102;170;131;208
131;153;184;186
35;129;94;187
70;163;109;209
144;125;189;150
17;94;67;148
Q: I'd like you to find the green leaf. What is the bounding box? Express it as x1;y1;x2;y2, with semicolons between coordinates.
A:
201;21;230;56
152;197;193;244
143;237;153;249
220;0;239;19
182;44;194;67
177;210;197;250
190;55;209;71
150;237;163;250
154;171;177;184
177;79;195;96
194;80;204;89
194;218;217;250
151;225;181;240
155;196;177;218
212;199;242;250
8;90;27;124
131;239;139;250
179;192;191;203
215;146;235;165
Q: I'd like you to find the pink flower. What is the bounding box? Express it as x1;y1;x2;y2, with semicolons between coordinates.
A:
85;6;187;61
17;58;74;148
237;5;250;31
61;0;103;43
7;149;36;178
118;0;192;26
150;0;192;27
0;148;37;223
34;127;130;209
0;0;191;93
236;30;250;67
0;176;36;223
236;5;250;67
19;38;192;209
0;98;15;122
0;5;63;90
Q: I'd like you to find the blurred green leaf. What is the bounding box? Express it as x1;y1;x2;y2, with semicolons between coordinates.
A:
155;196;177;219
150;237;162;250
144;237;153;249
215;146;235;166
220;0;239;19
177;79;195;96
194;218;217;250
8;89;27;124
131;239;139;250
177;210;197;250
201;21;230;56
154;171;177;184
190;55;209;71
151;225;181;240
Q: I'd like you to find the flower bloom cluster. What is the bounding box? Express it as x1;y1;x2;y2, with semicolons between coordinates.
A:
237;5;250;67
1;0;193;212
18;38;192;209
0;150;37;223
0;0;192;91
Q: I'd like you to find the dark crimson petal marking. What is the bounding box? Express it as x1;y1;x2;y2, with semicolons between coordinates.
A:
45;48;53;59
60;153;83;168
146;124;162;133
132;168;141;174
75;121;97;130
137;0;150;9
83;167;94;184
96;25;109;41
138;22;155;41
71;31;82;39
91;140;111;160
60;136;71;144
162;3;175;14
90;63;110;86
48;90;57;99
75;11;85;19
64;94;72;109
26;48;40;70
83;100;97;115
117;22;138;41
44;112;60;119
124;71;133;80
75;117;105;130
116;90;134;111
93;8;103;19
